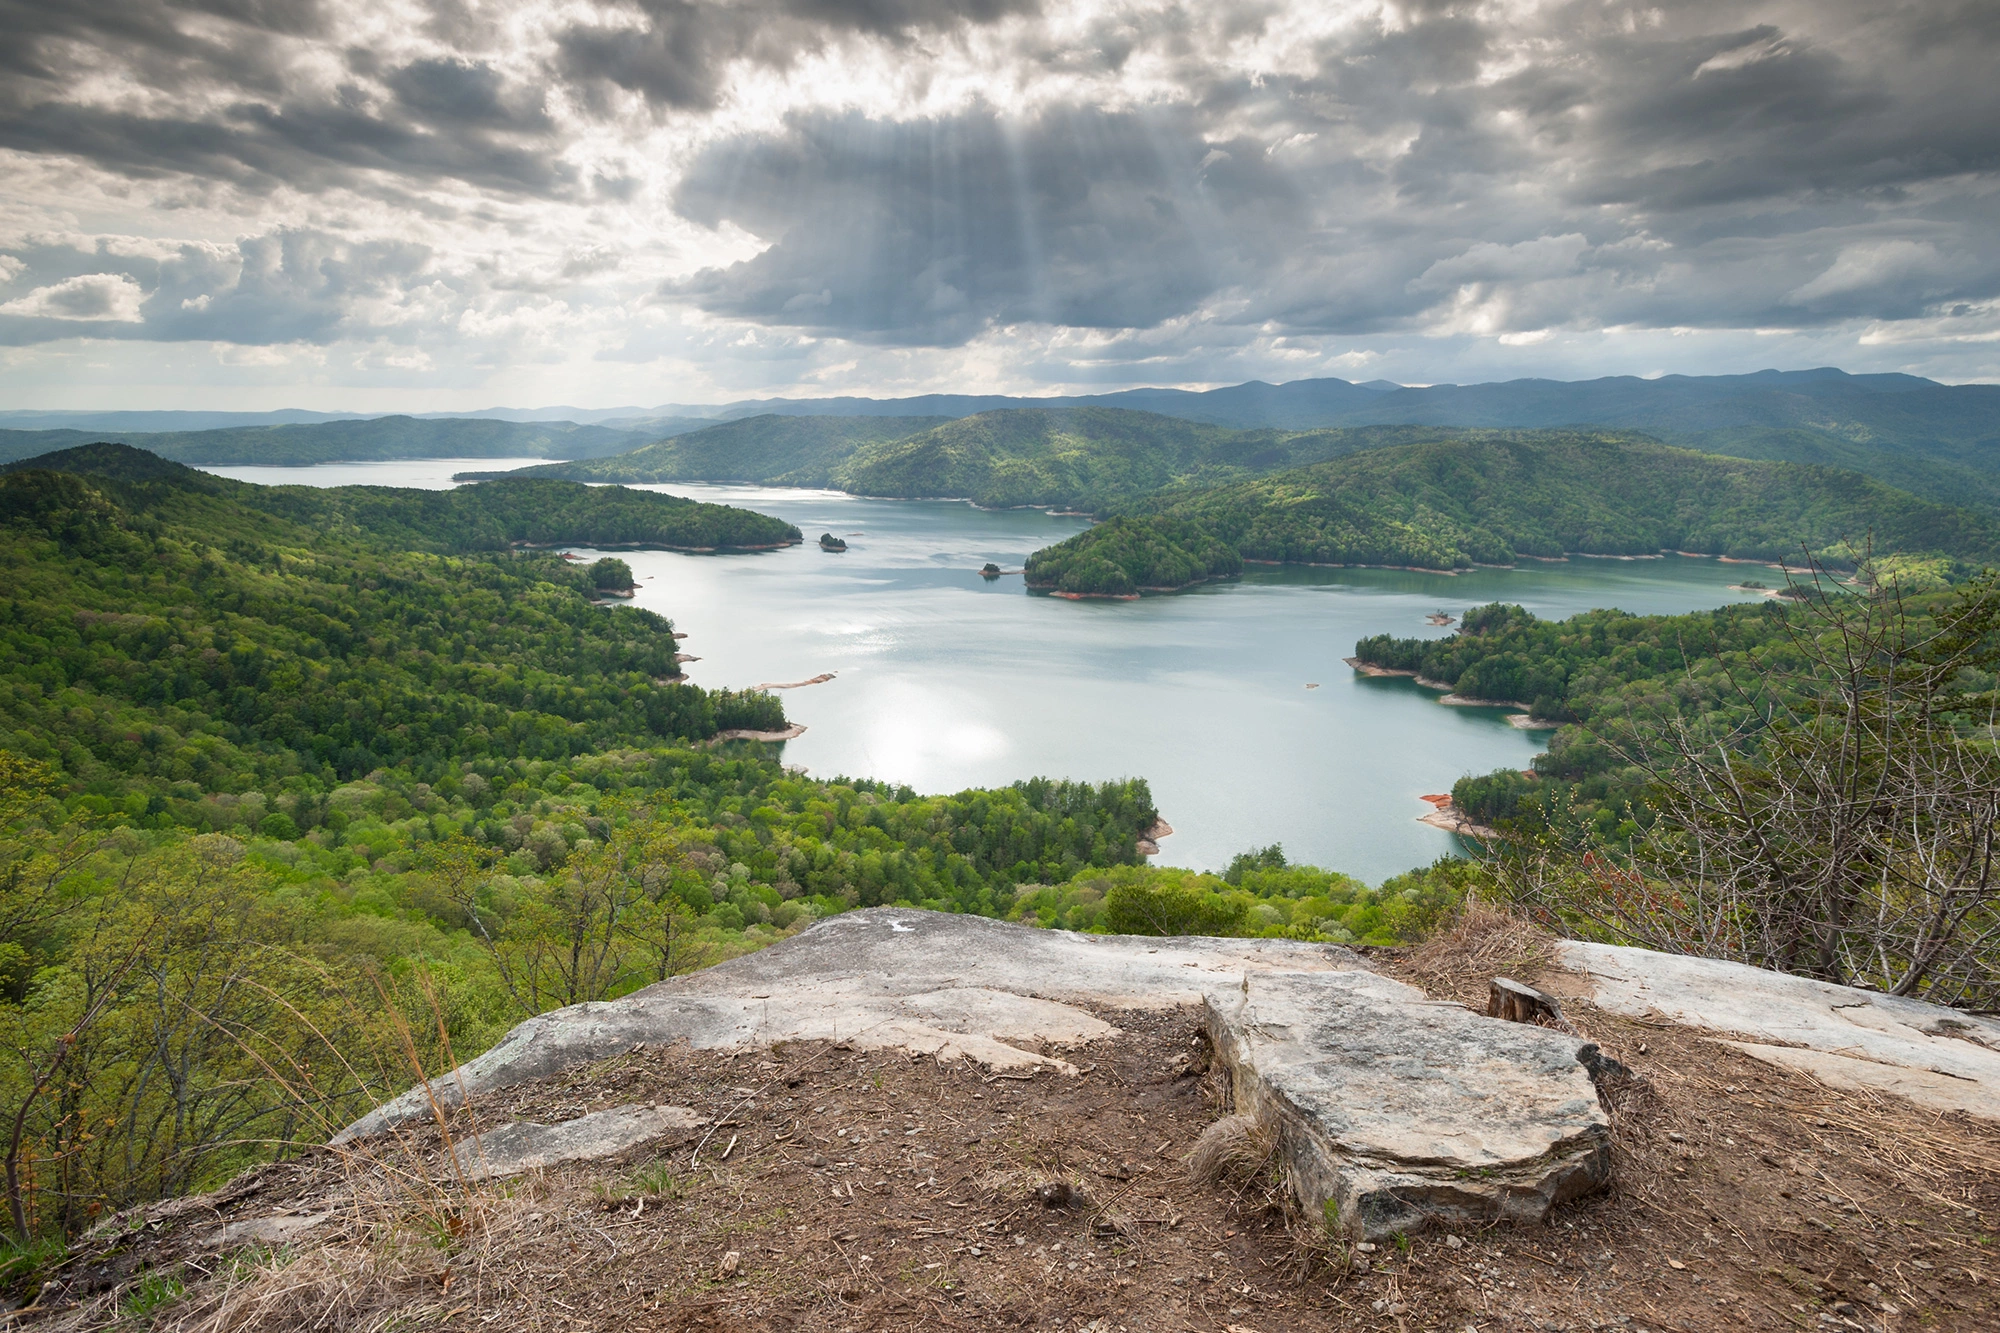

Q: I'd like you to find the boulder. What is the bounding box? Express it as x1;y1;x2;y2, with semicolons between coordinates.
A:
1206;971;1610;1239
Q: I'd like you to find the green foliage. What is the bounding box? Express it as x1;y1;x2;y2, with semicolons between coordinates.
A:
588;557;635;590
120;1271;185;1317
1359;598;1802;836
1367;576;2000;853
0;448;798;789
497;409;1444;510
1023;516;1241;595
1028;432;2000;585
0;1234;64;1301
834;408;1272;509
1481;575;2000;1007
247;475;801;553
1102;869;1251;936
1222;844;1288;884
479;415;950;486
0;741;1163;1237
5;445;803;554
1012;855;1474;946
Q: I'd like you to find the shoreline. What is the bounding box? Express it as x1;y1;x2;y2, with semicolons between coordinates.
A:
1243;557;1464;575
513;538;801;553
707;723;808;744
1032;572;1237;599
1343;657;1452;690
1135;818;1174;856
753;673;836;690
1417;794;1501;840
1350;659;1564;727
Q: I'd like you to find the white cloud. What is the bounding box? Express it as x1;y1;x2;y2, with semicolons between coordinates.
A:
0;274;147;322
1789;241;1947;306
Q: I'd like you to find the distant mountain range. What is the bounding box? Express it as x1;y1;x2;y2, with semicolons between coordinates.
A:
0;416;713;469
4;368;1996;511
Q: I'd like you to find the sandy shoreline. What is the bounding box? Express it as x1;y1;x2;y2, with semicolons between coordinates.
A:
1416;794;1501;840
753;673;836;690
1242;558;1464;575
1343;656;1453;690
707;723;808;744
1349;659;1564;727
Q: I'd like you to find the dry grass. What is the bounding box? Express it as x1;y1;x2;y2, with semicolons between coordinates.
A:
1185;1114;1276;1188
1398;898;1558;1005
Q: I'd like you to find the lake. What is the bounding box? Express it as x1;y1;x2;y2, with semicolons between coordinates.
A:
202;460;1773;881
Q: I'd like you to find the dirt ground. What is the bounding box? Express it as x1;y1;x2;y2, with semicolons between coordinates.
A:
30;917;2000;1333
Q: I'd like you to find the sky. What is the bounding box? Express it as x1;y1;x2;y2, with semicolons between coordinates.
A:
2;0;1998;410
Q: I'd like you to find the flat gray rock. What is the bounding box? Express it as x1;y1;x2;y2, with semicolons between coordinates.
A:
1206;972;1610;1239
1558;941;2000;1121
453;1104;708;1181
339;909;1355;1142
217;1213;332;1246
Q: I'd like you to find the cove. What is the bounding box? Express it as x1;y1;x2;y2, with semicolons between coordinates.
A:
203;463;1773;881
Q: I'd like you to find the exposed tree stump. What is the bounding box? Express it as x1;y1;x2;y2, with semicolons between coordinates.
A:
1488;976;1564;1025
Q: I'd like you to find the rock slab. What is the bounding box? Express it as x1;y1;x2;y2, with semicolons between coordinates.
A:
340;909;1354;1141
1557;941;2000;1121
452;1104;707;1181
1205;972;1610;1239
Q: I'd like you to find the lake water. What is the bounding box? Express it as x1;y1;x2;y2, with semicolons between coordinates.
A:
200;460;1773;881
203;457;554;489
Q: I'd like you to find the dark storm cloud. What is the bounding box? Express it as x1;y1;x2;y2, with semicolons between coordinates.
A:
0;0;322;91
0;99;575;197
554;0;1040;112
0;0;1044;203
670;105;1305;344
0;0;565;197
667;0;2000;346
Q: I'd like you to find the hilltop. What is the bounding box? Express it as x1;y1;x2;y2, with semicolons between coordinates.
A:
476;408;1475;510
1;443;803;553
1021;432;2000;596
462;414;952;486
35;907;1997;1330
465;367;2000;516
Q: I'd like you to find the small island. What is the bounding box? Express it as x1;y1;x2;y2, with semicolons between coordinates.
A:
981;562;1002;579
588;556;637;599
819;533;848;552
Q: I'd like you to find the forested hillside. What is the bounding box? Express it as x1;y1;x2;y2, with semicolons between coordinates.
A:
0;446;802;786
484;408;1460;508
469;414;951;485
1023;433;2000;595
4;444;802;553
0;442;1193;1236
1351;579;2000;1013
831;407;1295;507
